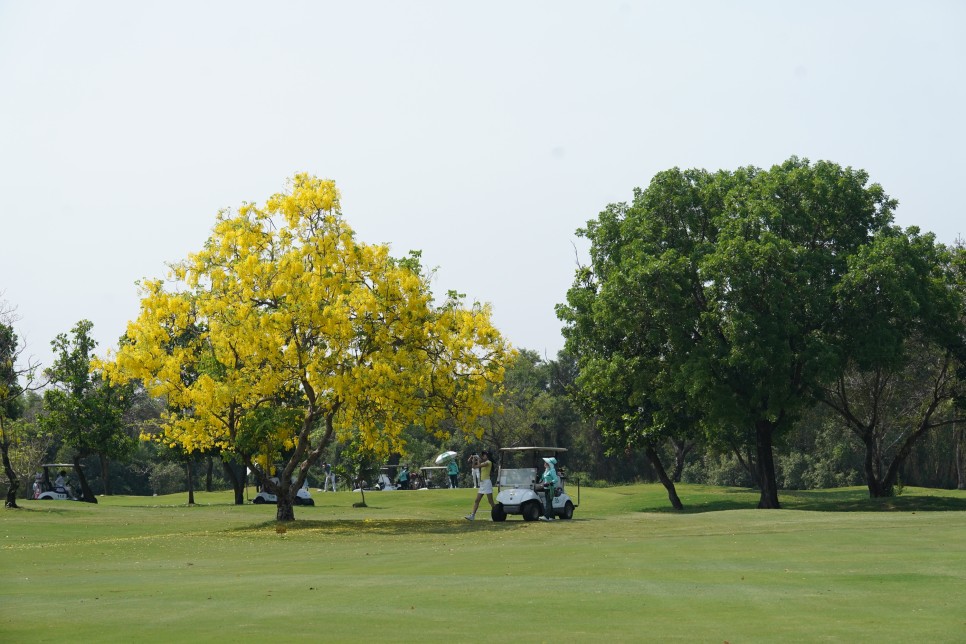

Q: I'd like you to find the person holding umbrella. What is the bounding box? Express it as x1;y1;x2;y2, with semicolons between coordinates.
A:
447;458;459;488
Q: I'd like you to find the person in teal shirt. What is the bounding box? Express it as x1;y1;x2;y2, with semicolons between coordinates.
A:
447;459;459;488
539;457;559;520
396;465;410;490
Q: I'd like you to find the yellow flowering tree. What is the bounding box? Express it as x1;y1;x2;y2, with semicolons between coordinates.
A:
101;174;512;520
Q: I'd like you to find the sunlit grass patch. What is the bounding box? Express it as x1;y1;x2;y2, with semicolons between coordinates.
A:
2;483;964;642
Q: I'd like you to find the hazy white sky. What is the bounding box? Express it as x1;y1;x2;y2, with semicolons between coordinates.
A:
1;1;964;371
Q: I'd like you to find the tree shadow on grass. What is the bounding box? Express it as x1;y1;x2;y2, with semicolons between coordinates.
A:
782;489;966;512
647;487;966;514
233;518;536;536
10;504;81;516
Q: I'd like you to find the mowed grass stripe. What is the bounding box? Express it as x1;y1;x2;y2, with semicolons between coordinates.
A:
2;483;964;643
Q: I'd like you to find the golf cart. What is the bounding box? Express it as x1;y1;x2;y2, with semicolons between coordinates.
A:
406;467;425;490
418;466;449;489
252;477;315;506
491;447;578;522
376;468;395;490
391;464;418;490
354;467;395;491
34;463;84;501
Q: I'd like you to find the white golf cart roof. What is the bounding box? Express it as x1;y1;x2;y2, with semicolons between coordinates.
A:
41;463;84;468
499;447;568;453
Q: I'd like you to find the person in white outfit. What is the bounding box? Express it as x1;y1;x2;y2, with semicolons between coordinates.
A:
323;462;337;492
54;470;76;499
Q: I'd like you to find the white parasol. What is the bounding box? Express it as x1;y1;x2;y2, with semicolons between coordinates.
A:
434;451;458;465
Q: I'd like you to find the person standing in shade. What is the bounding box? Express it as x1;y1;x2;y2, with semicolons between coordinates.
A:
467;452;481;488
323;461;337;492
464;451;494;520
447;458;459;488
538;457;559;520
54;470;75;499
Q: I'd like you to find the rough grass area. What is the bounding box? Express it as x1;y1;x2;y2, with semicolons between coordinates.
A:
2;484;965;642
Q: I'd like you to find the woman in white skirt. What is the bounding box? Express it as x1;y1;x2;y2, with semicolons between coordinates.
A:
464;450;494;520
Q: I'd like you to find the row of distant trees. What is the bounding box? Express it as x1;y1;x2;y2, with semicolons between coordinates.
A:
3;320;963;510
3;160;965;515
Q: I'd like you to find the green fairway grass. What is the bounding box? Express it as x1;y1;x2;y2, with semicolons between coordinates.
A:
2;484;964;643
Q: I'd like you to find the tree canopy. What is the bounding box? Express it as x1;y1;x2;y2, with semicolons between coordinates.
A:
101;173;512;520
560;157;913;508
42;320;135;502
1;321;27;508
815;232;966;496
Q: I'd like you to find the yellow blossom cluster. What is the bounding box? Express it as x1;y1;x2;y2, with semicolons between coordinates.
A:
99;174;512;471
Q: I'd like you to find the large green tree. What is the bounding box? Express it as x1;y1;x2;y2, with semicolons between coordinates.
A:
561;158;898;508
42;320;136;502
1;301;47;509
815;232;965;496
1;322;27;508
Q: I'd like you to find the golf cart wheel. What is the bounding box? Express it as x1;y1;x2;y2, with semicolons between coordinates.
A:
252;496;266;504
560;501;574;520
303;498;315;507
491;503;507;522
522;501;541;522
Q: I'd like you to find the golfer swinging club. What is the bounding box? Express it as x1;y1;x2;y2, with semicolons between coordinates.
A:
464;450;494;520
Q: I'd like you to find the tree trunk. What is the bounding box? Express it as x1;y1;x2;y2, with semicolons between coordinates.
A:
1;420;20;508
731;442;758;487
74;454;98;503
862;437;889;497
879;418;938;496
98;453;112;496
669;438;693;483
276;482;296;521
186;460;195;505
222;460;245;505
955;424;965;491
644;443;684;510
754;420;781;509
205;456;214;493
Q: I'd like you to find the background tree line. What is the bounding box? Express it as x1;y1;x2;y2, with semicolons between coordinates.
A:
3;160;965;509
3;329;964;505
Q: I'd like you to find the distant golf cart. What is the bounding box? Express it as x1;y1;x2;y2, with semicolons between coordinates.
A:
354;467;395;491
419;466;448;489
376;468;394;490
388;464;419;490
491;447;578;522
405;467;425;490
34;463;85;501
252;477;315;506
